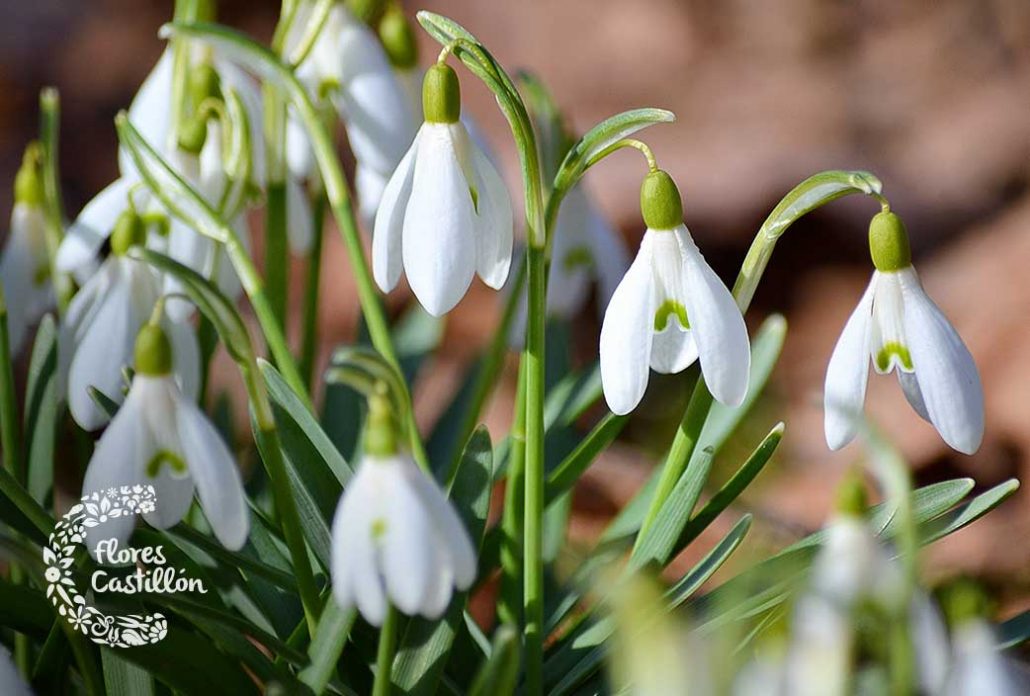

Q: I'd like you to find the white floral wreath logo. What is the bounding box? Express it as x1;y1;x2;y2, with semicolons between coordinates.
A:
44;485;168;648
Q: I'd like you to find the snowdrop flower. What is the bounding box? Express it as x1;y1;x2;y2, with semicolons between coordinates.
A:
373;63;513;316
824;210;984;454
946;619;1021;695
285;1;417;220
599;170;750;415
0;645;31;696
60;209;199;431
82;323;248;554
331;392;476;625
1;148;52;355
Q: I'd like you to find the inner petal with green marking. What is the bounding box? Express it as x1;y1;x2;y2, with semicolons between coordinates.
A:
875;340;913;373
654;299;689;332
145;450;188;478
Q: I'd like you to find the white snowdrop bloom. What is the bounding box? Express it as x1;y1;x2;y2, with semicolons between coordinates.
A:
59;211;199;431
599;170;750;415
373;63;513;316
1;153;52;355
285;3;417;215
331;451;476;626
945;619;1021;696
82;323;248;554
824;210;984;454
0;645;32;696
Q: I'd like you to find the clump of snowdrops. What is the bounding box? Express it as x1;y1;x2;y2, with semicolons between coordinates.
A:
0;1;1024;694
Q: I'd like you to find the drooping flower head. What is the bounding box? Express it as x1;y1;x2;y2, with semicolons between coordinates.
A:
82;322;248;554
59;207;199;431
331;388;476;625
939;580;1022;696
373;62;513;316
824;210;984;454
599;169;750;414
1;145;53;355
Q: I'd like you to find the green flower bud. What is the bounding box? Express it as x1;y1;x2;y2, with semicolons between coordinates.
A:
178;114;209;154
347;0;387;26
134;323;173;376
423;63;461;124
189;64;222;107
834;468;869;517
14;146;44;207
379;5;418;69
868;210;912;272
639;169;683;230
364;387;399;456
110;209;146;256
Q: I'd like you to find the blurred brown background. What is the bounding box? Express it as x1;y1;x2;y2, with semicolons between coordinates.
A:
2;1;1028;610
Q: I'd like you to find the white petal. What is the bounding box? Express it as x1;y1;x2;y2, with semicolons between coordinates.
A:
585;194;630;315
599;235;656;415
137;378;194;529
650;323;699;374
82;385;150;556
334;15;417;175
372;129;419;292
165;317;201;403
356;163;388;226
58;260;111;398
163;218;211;321
0;645;32;696
897;370;931;423
461;125;513;289
332;459;388;625
176;395;249;549
381;461;436;615
58;178;134;275
120;48;174;176
910;593;950;695
824;278;875;450
899;269;984;454
677;227;751;406
1;205;49;354
405;459;477;591
402;125;477;316
217;57;266;185
286;177;314;255
286;111;315;181
68;260;157;430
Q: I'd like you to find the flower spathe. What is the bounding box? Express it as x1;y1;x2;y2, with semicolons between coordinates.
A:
330;452;476;626
372;63;513;316
81;327;248;554
599;171;750;414
824;212;984;454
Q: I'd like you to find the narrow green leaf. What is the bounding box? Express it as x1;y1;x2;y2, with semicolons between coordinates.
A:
760;170;883;239
997;610;1030;649
87;386;121;419
23;314;57;502
665;514;753;608
299;599;356;693
101;649;154;696
918;479;1019;545
469;625;520;696
546;413;628;503
391;428;494;694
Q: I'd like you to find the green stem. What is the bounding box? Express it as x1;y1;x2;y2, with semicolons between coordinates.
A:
497;359;527;626
373;605;398;696
38;89;72;314
300;191;325;390
523;244;547;695
0;285;22;484
264;181;289;330
246;359;320;635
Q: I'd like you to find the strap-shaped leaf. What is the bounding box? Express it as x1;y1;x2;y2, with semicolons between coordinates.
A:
23;314;57;502
469;625;521;696
299;598;356;693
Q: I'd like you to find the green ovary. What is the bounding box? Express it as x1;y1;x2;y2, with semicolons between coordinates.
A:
146;450;188;478
875;341;913;372
654;299;689;332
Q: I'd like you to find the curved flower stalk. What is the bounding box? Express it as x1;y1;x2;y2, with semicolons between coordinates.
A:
81;322;248;555
1;146;53;355
331;388;475;626
373;62;514;316
825;210;984;454
600;169;750;415
283;0;417;222
0;645;31;696
59;208;199;431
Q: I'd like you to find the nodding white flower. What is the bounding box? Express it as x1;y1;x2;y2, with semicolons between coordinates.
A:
824;211;984;454
946;619;1021;696
59;211;199;431
285;3;417;217
373;63;513;316
599;170;750;415
1;151;53;355
331;451;476;626
82;324;248;554
0;645;31;696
